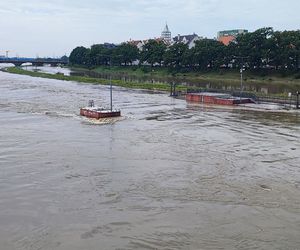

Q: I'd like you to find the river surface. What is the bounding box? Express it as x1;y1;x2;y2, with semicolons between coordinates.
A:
0;67;300;250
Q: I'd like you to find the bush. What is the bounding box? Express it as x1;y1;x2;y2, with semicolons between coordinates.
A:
218;69;225;75
141;66;151;73
179;68;190;74
294;73;300;79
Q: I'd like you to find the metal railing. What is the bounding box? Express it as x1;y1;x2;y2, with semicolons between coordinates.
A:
185;87;300;108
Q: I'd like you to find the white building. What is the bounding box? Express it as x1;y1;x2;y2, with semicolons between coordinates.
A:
172;33;202;49
128;40;144;51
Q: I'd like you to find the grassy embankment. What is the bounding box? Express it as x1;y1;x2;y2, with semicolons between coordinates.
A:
4;66;300;97
71;65;300;97
85;65;300;87
4;67;187;92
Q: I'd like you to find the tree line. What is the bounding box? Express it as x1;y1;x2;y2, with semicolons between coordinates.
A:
69;27;300;71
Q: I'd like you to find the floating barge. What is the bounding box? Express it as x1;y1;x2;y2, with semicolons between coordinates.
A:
80;106;121;119
186;92;255;105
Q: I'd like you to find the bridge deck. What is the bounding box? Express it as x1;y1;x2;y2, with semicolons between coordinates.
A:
0;58;67;65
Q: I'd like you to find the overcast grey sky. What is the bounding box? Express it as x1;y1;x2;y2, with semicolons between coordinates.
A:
0;0;299;57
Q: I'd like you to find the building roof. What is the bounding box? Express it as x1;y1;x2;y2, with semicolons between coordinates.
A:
143;38;167;44
217;29;248;38
173;34;199;44
218;35;236;46
128;40;143;46
103;43;117;49
163;24;170;33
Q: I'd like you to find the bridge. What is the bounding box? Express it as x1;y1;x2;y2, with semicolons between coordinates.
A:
0;57;68;67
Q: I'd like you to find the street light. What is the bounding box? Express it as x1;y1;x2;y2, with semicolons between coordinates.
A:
108;55;121;112
233;56;248;101
99;54;114;111
100;54;122;112
109;68;112;112
240;67;245;100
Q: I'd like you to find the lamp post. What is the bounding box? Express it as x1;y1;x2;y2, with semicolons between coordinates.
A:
233;56;248;101
106;55;124;111
100;54;123;111
108;55;122;111
101;55;113;111
240;67;245;100
110;73;112;112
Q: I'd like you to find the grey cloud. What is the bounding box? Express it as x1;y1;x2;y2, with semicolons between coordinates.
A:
0;0;299;57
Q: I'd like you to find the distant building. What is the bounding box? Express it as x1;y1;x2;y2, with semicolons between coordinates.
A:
128;40;144;51
217;29;248;45
128;37;168;51
172;33;202;49
102;43;118;49
218;36;236;46
128;24;205;51
161;23;172;43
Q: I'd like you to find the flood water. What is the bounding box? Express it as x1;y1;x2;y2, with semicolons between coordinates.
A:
0;67;300;250
26;65;300;95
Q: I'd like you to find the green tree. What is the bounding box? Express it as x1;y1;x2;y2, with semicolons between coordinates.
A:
69;46;91;65
163;43;189;68
235;27;274;69
275;30;300;70
193;39;226;70
60;55;69;63
140;40;167;67
90;44;112;66
113;43;139;66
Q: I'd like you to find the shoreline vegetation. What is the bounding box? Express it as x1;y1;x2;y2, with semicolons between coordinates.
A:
73;65;300;86
3;67;187;92
2;66;300;98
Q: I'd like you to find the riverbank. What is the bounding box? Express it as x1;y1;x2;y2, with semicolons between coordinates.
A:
3;66;300;99
69;65;300;97
73;65;300;87
3;67;187;92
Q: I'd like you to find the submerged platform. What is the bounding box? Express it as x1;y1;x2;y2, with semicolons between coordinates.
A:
80;107;121;119
186;92;255;105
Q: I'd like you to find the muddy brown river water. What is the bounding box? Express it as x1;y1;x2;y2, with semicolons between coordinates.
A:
0;68;300;250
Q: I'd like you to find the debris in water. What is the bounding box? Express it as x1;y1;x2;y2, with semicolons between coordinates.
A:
260;184;272;191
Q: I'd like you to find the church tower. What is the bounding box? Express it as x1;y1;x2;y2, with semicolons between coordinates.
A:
161;23;172;43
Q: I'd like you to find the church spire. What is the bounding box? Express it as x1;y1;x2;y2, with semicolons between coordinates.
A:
164;22;169;32
161;22;172;43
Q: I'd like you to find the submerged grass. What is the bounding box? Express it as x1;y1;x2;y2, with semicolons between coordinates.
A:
74;65;300;86
3;67;297;99
4;67;188;92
